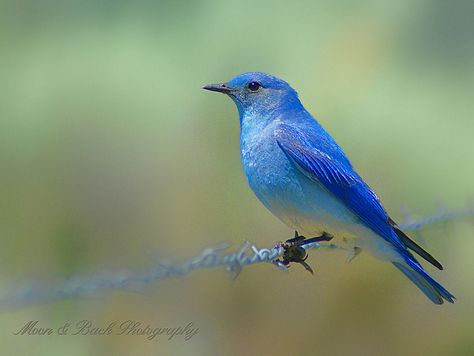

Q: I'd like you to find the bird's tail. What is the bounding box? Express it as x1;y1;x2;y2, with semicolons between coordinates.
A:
392;258;455;304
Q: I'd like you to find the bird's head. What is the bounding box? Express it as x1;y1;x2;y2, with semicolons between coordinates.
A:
203;72;300;118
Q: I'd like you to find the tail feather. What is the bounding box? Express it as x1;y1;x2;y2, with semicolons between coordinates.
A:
389;219;443;270
393;261;455;304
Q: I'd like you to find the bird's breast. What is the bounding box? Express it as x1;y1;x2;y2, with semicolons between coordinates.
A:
240;125;297;203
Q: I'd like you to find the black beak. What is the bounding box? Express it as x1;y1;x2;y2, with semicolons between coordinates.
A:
202;82;233;94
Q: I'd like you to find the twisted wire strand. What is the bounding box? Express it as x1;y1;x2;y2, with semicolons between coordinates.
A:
1;206;472;308
400;207;473;231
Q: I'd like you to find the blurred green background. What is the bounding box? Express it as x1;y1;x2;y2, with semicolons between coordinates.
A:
0;0;473;355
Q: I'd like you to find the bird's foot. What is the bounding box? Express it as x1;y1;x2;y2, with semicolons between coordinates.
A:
274;231;333;274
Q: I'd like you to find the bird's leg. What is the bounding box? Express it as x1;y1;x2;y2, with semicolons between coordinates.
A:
297;231;334;246
274;231;334;274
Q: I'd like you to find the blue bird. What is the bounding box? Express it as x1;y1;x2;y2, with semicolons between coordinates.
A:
204;72;454;304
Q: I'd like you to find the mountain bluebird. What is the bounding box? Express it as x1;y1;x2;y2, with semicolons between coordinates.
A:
204;72;454;304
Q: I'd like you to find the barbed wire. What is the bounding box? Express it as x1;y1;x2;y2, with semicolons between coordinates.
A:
1;206;472;308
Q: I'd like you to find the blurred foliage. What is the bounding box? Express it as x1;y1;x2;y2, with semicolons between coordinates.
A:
0;0;473;355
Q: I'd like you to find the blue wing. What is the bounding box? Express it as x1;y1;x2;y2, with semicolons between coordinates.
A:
274;124;406;250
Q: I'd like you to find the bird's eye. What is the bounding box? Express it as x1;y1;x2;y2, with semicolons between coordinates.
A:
247;81;262;92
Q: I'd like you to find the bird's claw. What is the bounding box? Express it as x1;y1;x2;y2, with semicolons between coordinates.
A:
274;231;333;274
